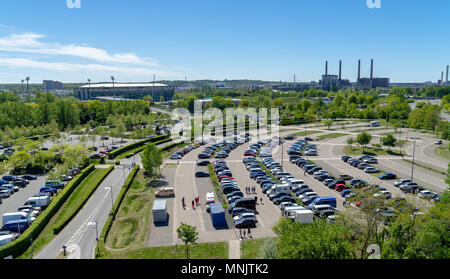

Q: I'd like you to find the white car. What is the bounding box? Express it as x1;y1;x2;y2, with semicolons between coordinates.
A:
418;190;437;199
279;202;297;210
374;191;392;199
233;213;257;222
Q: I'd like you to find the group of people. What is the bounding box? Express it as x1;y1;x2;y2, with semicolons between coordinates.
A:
181;196;200;210
238;228;252;239
245;186;257;194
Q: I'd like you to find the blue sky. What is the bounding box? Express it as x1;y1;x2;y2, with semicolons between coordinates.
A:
0;0;449;83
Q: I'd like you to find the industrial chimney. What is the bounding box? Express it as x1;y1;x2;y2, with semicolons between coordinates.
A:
339;60;342;81
357;59;361;84
370;59;374;89
325;61;328;76
446;65;449;84
441;71;444;85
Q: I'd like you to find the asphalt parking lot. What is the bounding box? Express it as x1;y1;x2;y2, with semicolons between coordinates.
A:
0;175;49;219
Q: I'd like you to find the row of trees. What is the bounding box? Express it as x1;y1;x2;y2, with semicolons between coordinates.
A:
264;187;449;259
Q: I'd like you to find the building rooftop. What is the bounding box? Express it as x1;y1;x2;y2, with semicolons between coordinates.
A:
80;83;168;88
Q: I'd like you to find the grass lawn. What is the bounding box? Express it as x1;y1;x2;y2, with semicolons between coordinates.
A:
19;167;112;259
402;159;446;176
104;242;228;259
241;238;273;259
343;145;403;157
435;144;450;161
315;133;349;141
288;130;322;137
105;170;156;252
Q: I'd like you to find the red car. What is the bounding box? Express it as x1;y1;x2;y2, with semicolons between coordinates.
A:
99;151;109;155
356;198;374;207
243;153;256;157
218;175;231;182
335;184;350;192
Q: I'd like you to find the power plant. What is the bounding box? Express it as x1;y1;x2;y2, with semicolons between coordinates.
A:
320;59;389;91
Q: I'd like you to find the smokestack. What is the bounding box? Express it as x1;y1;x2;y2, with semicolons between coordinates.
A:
370;59;374;88
325;61;328;75
357;59;361;84
339;60;342;81
446;65;449;84
442;71;444;84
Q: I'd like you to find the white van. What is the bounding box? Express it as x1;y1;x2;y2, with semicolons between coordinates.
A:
312;204;334;216
289;179;304;187
271;185;291;195
0;234;16;247
282;205;306;215
24;196;50;208
285;208;309;220
2;212;31;226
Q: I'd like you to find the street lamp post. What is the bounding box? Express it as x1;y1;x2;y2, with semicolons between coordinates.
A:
410;138;416;182
111;76;115;100
26;77;30;103
87;78;91;100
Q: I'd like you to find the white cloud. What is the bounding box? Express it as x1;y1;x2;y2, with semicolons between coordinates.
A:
0;57;171;77
0;33;159;66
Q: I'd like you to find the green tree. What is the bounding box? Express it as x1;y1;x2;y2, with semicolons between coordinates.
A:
347;137;355;150
141;143;163;178
381;134;397;151
176;223;199;259
323;119;333;130
356;131;372;153
273;219;355;259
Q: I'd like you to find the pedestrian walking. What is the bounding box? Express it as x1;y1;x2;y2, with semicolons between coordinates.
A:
239;228;242;239
182;197;185;209
192;200;195;209
260;197;263;205
243;230;246;239
196;196;200;206
248;228;252;238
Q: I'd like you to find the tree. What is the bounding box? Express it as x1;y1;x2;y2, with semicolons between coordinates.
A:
273;219;355;259
141;143;163;178
176;223;199;259
347;137;355;150
381;134;397;151
258;238;278;259
356;131;372;153
323;120;333;130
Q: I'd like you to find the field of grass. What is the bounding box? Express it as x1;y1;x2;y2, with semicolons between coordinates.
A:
105;170;156;252
343;145;403;156
104;242;228;259
315;133;349;141
19;167;112;259
241;238;272;259
288;130;322;137
435;144;450;161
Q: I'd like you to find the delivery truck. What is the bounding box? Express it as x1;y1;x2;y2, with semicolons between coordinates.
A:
209;203;226;228
152;200;168;224
294;210;314;224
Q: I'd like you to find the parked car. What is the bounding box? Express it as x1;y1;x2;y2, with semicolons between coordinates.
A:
418;190;437;199
339;174;353;180
195;171;210;178
379;173;397;180
197;160;210;166
22;175;37;180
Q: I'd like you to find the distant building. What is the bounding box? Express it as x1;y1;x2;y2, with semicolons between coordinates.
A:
358;77;390;88
76;83;175;101
321;75;339;91
43;80;64;91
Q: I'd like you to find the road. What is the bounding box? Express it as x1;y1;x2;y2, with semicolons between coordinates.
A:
33;140;173;259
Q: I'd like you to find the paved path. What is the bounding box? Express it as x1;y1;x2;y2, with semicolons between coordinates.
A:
228;240;240;259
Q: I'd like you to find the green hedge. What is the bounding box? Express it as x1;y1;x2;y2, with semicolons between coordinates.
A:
0;164;96;259
97;165;140;258
52;166;114;234
107;135;168;159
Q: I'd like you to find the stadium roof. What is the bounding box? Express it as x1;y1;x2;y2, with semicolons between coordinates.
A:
80;83;168;88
